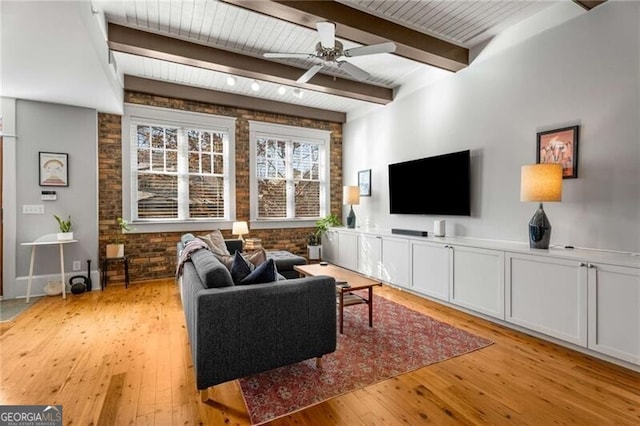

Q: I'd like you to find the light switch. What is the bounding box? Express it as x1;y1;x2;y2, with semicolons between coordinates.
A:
23;205;45;214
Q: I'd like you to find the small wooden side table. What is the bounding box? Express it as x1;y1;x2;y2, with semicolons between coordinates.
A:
102;256;130;289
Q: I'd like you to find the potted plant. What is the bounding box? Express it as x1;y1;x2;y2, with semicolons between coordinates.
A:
54;214;73;240
106;217;133;258
307;214;341;260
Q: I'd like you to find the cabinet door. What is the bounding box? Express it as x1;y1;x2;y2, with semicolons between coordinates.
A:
338;231;358;271
506;253;587;346
588;263;640;365
450;245;505;320
358;234;381;278
321;230;338;264
411;241;449;301
380;236;410;287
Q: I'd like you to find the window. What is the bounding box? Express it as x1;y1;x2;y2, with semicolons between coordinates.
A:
249;121;330;228
122;105;236;232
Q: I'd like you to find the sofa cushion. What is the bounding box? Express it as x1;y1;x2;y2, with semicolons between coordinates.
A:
190;249;234;289
216;249;267;271
238;258;278;285
198;229;230;256
230;251;254;284
181;233;196;245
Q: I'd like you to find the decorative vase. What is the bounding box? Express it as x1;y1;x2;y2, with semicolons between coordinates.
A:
106;243;125;258
307;245;322;260
57;232;74;241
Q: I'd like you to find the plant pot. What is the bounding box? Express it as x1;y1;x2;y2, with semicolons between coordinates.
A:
106;243;124;258
57;232;74;241
307;245;322;260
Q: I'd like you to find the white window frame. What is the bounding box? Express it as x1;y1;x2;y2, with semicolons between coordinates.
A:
249;120;331;229
122;104;236;233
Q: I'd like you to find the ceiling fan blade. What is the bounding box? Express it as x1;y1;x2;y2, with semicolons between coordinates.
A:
297;64;324;83
342;42;397;58
336;61;369;81
316;21;335;49
264;52;315;59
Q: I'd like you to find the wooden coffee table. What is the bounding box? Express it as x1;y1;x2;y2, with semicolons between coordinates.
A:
294;263;382;334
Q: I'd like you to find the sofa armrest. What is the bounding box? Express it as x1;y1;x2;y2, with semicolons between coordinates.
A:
193;276;337;389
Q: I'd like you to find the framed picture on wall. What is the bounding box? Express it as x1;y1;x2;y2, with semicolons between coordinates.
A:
39;152;69;187
536;125;579;179
358;169;371;196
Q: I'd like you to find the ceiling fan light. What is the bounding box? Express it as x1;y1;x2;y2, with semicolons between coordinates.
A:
293;88;304;99
278;86;286;95
251;80;260;91
226;76;237;86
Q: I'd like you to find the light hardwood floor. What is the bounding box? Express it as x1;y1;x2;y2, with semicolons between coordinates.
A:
1;278;639;425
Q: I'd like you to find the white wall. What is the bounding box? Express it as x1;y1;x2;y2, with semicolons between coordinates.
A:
5;100;99;298
343;1;640;253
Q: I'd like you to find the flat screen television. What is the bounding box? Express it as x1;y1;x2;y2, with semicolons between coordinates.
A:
388;149;471;216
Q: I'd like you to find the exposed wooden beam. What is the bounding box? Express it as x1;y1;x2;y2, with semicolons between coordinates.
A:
219;0;468;72
572;0;607;11
125;76;347;123
108;23;392;105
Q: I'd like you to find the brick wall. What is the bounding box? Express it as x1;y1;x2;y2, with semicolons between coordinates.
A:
98;92;343;282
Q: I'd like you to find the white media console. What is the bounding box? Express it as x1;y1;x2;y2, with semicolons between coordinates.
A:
321;227;640;371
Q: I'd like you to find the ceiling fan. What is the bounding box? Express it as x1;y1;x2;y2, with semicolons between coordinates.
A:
263;21;396;83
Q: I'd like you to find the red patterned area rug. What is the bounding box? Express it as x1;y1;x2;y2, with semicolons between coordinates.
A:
239;293;493;425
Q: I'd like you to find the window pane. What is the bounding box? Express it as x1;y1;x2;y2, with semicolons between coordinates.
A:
166;128;178;150
258;179;286;218
166;150;177;172
137;125;150;148
212;134;224;153
188;152;200;173
292;142;319;180
295;181;320;217
188;130;199;152
151;149;165;171
151;127;165;149
213;154;224;175
137;149;150;171
201;154;212;174
201;132;211;153
189;175;225;218
137;173;178;218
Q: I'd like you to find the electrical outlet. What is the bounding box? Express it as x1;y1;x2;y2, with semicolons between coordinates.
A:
73;261;81;271
23;205;45;214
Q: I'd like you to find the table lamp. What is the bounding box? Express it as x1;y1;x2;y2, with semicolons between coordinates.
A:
343;186;360;229
520;164;563;249
232;221;249;241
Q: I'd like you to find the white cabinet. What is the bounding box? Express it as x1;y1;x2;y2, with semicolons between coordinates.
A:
337;231;358;271
449;245;505;320
411;241;449;301
587;263;640;365
358;233;409;287
358;234;381;278
380;236;410;287
506;253;587;346
321;229;339;264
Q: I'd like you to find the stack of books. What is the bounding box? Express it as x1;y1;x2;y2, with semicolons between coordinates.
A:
244;238;263;251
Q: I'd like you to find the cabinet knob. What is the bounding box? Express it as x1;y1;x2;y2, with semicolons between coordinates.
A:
587;263;596;269
579;262;586;267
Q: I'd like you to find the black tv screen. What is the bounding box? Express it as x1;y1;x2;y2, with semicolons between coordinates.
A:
388;150;471;216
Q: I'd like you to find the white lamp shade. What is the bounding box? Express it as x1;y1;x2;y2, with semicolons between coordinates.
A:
232;221;249;235
520;164;563;202
343;186;360;205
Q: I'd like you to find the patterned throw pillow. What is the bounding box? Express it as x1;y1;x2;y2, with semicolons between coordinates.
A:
216;249;267;271
197;229;230;256
238;258;277;285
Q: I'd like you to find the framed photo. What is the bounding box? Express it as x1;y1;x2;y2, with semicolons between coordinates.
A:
39;152;69;187
358;169;371;196
537;125;579;179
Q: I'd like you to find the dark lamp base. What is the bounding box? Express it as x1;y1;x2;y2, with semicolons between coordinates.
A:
346;205;356;229
529;203;552;249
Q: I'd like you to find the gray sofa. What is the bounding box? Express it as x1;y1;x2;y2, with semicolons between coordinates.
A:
177;235;337;397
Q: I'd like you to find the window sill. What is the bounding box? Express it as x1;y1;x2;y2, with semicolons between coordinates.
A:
125;219;234;234
249;219;317;230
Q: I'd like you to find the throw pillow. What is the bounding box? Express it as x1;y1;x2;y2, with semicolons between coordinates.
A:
197;229;230;256
238;258;277;285
215;249;267;271
230;250;254;284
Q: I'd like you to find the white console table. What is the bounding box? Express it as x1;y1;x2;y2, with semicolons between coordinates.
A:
21;234;77;303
